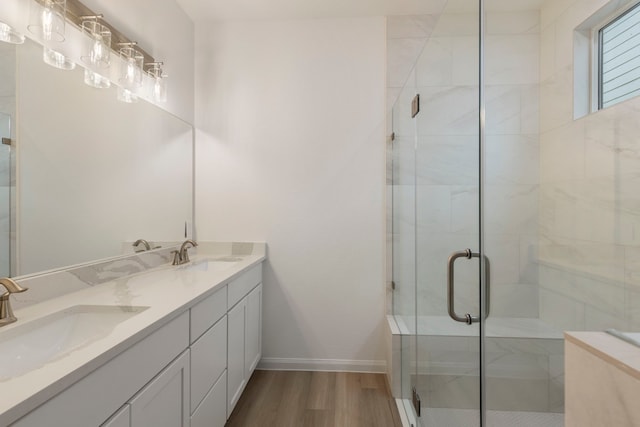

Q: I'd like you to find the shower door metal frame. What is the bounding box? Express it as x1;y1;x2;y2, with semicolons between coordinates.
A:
478;0;487;424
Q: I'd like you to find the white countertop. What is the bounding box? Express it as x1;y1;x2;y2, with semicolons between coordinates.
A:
0;243;266;426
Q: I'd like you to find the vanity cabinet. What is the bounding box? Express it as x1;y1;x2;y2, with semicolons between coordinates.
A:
191;370;227;427
246;283;262;375
9;262;263;427
101;350;190;427
12;312;190;427
191;316;227;413
228;279;263;415
228;298;247;413
130;350;190;427
101;405;130;427
189;287;228;427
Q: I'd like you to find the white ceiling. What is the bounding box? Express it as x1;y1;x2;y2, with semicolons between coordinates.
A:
175;0;449;22
176;0;545;22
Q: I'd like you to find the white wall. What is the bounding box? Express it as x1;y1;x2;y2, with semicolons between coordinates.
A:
194;17;387;370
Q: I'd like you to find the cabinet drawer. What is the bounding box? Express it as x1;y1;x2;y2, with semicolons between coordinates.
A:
191;370;227;427
191;285;227;343
191;315;227;413
228;265;262;309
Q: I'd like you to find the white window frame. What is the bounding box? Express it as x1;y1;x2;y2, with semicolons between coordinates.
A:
574;0;640;119
593;1;640;111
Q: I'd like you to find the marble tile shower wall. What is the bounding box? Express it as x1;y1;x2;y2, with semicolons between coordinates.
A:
390;10;541;319
539;0;640;332
387;15;438;111
0;42;15;278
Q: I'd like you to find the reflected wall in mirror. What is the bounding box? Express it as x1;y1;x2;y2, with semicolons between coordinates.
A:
0;40;16;279
0;38;193;277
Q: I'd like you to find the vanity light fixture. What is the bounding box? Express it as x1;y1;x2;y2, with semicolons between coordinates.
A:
42;46;76;70
147;62;167;103
0;22;25;44
80;16;110;68
84;69;110;89
27;0;67;42
23;0;169;101
118;43;144;89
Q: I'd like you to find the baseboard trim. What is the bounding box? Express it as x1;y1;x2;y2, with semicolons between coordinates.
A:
257;357;387;373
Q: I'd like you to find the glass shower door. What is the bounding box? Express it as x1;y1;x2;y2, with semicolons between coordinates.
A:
412;1;483;425
0;112;11;277
391;67;419;421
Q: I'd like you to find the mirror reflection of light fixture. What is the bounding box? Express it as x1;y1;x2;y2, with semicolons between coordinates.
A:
0;22;25;44
84;69;110;89
147;62;167;103
117;86;138;103
81;17;111;69
28;0;67;42
42;47;75;70
119;44;143;89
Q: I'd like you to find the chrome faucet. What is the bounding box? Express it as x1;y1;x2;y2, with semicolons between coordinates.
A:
0;278;28;327
172;239;198;265
132;239;151;252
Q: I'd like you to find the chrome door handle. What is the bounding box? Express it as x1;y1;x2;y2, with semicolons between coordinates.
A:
447;249;490;325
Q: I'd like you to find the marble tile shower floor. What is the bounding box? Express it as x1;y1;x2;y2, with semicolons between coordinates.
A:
421;408;564;427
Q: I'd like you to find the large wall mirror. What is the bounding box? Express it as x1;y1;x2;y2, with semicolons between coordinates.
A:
0;38;193;278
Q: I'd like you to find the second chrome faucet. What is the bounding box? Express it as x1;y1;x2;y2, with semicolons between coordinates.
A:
0;278;28;327
172;239;198;265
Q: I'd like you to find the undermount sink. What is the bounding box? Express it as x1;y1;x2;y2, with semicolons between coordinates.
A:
606;329;640;348
182;257;242;272
0;305;149;381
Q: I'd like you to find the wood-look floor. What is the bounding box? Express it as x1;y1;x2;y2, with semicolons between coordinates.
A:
225;370;403;427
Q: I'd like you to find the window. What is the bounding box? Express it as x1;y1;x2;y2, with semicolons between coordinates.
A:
598;2;640;109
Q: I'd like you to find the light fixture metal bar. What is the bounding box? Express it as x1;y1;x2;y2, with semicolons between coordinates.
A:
63;0;157;72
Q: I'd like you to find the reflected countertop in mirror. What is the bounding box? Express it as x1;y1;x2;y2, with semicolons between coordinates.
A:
0;38;193;277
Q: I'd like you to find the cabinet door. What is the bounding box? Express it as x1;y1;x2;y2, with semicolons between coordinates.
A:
101;404;130;427
130;350;190;427
245;283;262;375
227;299;246;416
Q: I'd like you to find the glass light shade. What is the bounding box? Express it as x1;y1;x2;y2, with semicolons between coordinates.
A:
147;65;167;103
117;86;138;103
43;47;75;70
119;47;143;89
81;21;111;68
0;22;25;44
153;76;167;103
84;69;111;89
28;0;66;42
